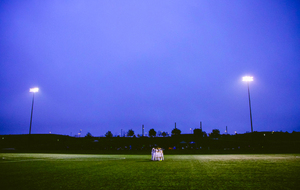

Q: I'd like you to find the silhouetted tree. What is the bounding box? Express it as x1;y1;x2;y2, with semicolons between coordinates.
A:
162;132;167;137
210;129;220;138
172;128;181;136
149;128;156;137
127;129;134;137
193;128;203;137
105;131;113;138
85;132;93;138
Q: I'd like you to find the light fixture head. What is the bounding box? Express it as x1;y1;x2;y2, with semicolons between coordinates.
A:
29;87;39;93
242;76;253;82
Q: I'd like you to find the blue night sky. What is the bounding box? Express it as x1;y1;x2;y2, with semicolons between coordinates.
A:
1;1;300;136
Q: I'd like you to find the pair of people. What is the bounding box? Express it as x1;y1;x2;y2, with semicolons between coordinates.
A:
151;148;164;161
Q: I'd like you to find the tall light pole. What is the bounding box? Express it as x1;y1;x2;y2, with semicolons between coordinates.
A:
242;76;253;133
29;87;39;134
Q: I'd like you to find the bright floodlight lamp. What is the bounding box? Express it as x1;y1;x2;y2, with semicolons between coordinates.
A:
29;87;39;134
243;76;253;133
242;76;253;82
29;87;39;93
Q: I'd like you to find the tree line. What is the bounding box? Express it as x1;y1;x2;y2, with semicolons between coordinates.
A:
86;127;221;138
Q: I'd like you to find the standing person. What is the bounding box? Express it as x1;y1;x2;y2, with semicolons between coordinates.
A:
154;148;158;161
157;148;163;161
151;148;155;161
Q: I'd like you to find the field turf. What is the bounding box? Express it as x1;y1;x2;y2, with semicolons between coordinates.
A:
0;153;299;189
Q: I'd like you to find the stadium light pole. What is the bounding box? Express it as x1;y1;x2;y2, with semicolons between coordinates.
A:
29;87;39;134
242;76;253;133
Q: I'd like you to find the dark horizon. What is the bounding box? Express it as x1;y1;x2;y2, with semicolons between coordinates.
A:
1;127;299;138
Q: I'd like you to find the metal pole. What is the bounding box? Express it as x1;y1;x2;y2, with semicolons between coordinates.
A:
200;121;202;130
247;82;253;133
29;93;35;134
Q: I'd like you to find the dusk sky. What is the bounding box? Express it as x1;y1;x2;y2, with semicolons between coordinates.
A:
1;1;299;137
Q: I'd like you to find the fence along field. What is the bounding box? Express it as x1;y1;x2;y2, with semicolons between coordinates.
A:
0;153;299;189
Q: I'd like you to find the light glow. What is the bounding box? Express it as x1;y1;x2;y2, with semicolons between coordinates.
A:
29;87;39;93
242;76;253;82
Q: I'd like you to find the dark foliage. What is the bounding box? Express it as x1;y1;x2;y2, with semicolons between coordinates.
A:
85;132;93;138
149;128;156;137
127;129;134;137
210;129;220;138
105;131;113;138
172;128;181;136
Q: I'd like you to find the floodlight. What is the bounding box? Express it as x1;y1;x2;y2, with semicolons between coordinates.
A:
242;76;253;82
242;76;254;133
30;87;39;93
29;87;39;135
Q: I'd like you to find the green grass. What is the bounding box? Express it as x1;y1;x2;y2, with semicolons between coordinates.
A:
0;154;299;189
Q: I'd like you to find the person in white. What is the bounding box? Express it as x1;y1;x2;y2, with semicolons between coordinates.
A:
151;147;164;161
160;148;164;161
151;148;155;161
157;148;164;161
155;148;159;161
153;148;163;161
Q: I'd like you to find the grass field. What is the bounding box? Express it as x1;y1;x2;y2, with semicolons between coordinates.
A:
1;153;299;189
